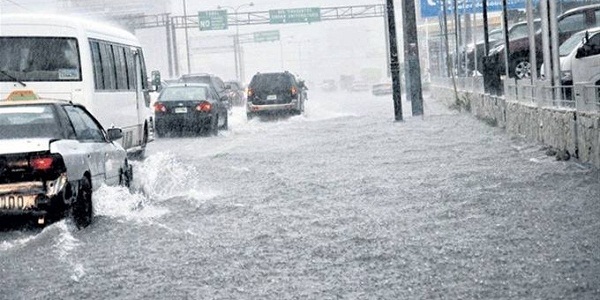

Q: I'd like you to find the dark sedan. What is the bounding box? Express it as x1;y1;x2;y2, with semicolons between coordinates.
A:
154;83;229;136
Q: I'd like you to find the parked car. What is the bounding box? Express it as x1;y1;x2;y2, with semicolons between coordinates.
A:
541;27;600;99
178;73;232;110
153;83;229;136
490;4;600;79
0;97;132;228
464;20;541;74
372;82;393;96
350;81;370;92
225;80;246;106
246;71;307;119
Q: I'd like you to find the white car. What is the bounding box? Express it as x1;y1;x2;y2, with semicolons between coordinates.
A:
541;27;600;86
0;96;132;228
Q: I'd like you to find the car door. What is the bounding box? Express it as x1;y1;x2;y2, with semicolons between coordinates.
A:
63;105;122;187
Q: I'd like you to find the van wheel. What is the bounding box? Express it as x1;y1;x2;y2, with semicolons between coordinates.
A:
72;177;93;229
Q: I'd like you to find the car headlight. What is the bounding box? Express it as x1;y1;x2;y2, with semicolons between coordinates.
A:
560;71;572;82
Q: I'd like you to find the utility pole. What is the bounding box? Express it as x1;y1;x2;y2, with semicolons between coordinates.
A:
402;0;424;116
385;0;403;121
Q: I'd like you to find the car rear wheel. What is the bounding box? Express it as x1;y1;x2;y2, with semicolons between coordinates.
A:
220;113;228;130
72;176;93;229
209;115;218;136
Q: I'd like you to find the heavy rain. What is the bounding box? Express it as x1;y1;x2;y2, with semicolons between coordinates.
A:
1;0;599;299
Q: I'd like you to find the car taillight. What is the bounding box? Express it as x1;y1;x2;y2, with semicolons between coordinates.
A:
247;88;254;97
196;101;212;112
291;86;298;96
30;157;54;170
154;102;167;113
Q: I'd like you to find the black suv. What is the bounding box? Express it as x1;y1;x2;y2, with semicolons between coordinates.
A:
246;72;307;119
178;73;232;109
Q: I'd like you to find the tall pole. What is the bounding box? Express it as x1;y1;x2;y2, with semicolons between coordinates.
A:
386;0;403;121
402;0;424;115
166;16;173;78
502;0;510;78
182;0;191;74
526;0;537;82
234;18;240;81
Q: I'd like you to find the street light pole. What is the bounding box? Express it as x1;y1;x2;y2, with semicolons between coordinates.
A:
182;0;191;74
218;3;253;82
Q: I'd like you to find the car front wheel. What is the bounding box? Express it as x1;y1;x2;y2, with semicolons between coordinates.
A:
511;56;531;79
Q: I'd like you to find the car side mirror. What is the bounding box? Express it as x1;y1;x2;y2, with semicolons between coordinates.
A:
107;128;123;141
220;95;229;102
224;84;232;90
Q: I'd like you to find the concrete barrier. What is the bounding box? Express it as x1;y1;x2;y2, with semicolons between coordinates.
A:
430;84;600;168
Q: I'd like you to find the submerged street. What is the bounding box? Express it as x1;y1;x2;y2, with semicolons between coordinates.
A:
1;91;599;299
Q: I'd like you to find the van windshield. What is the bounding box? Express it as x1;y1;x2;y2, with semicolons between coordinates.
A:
0;37;81;82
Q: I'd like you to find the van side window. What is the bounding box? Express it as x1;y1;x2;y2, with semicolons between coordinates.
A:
138;49;148;90
90;41;104;90
99;43;116;90
114;45;128;90
124;47;136;90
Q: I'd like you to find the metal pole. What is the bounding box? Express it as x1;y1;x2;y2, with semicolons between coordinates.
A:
166;16;173;78
472;1;478;76
540;0;551;84
172;21;180;77
549;0;561;100
453;0;459;76
502;0;510;77
234;22;240;81
402;0;424;115
483;0;489;55
526;0;537;82
384;7;391;78
385;0;403;121
182;0;191;74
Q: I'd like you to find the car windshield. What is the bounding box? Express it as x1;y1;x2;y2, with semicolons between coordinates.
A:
159;86;208;101
0;104;61;139
0;37;81;82
559;31;588;56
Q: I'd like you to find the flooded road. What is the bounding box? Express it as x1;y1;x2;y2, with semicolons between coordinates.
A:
2;91;599;299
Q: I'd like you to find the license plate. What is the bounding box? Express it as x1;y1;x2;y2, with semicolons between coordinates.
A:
174;107;188;114
267;95;277;100
0;194;36;210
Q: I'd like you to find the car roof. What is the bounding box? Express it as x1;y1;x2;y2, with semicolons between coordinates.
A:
180;73;214;78
0;99;71;106
164;83;210;88
562;4;600;16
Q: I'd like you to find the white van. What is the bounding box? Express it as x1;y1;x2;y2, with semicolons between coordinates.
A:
0;14;156;157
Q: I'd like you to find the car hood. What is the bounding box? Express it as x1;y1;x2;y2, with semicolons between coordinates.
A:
0;138;52;155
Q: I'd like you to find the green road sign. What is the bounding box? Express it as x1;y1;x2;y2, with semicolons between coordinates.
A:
198;10;228;31
253;30;280;43
269;8;321;24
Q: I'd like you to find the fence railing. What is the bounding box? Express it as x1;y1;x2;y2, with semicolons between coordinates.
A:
431;76;600;113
